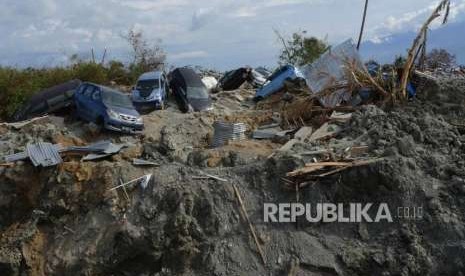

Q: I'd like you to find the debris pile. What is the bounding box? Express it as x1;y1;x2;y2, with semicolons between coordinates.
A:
1;1;465;275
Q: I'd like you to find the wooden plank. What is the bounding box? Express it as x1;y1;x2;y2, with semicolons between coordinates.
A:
286;166;325;177
304;162;351;167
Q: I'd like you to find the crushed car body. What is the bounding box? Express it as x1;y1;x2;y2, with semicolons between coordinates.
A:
131;71;168;112
74;82;144;134
254;65;305;101
13;79;82;121
169;67;213;112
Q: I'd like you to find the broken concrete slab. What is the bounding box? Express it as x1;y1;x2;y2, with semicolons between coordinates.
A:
330;112;353;122
294;126;313;141
308;123;343;142
279;139;299;152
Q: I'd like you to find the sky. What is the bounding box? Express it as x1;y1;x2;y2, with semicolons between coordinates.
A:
0;0;464;70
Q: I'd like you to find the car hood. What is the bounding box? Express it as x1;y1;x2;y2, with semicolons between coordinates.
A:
188;98;212;111
106;105;140;117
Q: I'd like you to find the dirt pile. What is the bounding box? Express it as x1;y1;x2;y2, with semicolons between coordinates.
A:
1;79;465;275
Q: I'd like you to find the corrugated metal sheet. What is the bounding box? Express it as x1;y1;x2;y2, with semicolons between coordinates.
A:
211;122;247;148
300;39;364;108
26;142;63;167
4;144;63;164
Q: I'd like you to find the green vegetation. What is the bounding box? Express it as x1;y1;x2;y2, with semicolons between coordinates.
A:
275;30;330;66
0;29;166;120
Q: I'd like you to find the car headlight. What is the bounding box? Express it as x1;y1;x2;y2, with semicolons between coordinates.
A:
136;117;143;124
107;109;120;120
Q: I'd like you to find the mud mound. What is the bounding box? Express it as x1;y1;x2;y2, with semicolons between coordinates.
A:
1;78;465;275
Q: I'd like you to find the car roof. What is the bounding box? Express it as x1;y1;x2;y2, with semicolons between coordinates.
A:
138;71;163;81
172;67;205;87
83;82;126;96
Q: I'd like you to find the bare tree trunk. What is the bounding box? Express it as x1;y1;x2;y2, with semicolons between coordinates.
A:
400;0;450;99
356;0;369;50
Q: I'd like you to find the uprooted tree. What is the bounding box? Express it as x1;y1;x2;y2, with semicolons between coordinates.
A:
275;30;330;66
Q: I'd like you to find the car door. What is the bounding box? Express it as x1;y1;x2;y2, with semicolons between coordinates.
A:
75;84;90;120
88;88;104;122
80;85;96;121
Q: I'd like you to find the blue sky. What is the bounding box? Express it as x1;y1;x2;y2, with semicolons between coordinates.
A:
0;0;464;70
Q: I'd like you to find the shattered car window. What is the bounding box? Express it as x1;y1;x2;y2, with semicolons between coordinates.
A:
102;89;133;108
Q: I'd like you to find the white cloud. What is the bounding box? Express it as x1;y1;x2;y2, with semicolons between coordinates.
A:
0;0;464;69
367;0;465;41
170;50;209;60
190;8;217;31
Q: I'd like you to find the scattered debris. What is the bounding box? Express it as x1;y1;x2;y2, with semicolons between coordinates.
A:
255;65;306;100
211;121;247;148
81;142;126;161
109;174;153;191
285;159;384;188
3;143;64;165
0;115;49;130
294;126;313;141
27;142;63;167
193;172;228;182
2;140;126;166
202;76;219;92
301;39;364;107
132;158;160;167
308;123;343;142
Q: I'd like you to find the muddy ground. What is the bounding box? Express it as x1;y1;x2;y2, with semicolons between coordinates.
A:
1;79;465;276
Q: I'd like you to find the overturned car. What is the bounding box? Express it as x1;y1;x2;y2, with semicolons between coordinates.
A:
13;79;82;121
169;67;213;112
254;65;305;101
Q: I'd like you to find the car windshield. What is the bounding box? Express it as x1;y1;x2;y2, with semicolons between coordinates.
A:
137;79;160;90
101;88;133;108
187;86;209;99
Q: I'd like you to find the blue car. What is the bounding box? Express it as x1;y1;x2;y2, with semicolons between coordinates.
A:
74;82;144;134
254;65;305;101
131;71;168;112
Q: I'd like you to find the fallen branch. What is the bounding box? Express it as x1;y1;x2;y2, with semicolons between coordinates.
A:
232;183;266;266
